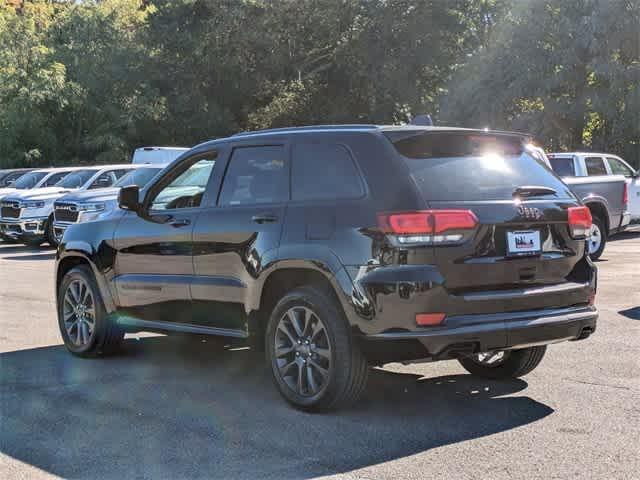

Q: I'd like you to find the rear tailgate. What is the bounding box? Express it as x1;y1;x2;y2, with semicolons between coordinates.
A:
386;130;593;314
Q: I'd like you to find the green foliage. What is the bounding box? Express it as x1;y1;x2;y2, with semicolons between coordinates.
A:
0;0;638;168
442;0;640;165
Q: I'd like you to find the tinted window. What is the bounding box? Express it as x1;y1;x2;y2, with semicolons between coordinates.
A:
219;146;288;206
0;171;25;187
291;144;363;201
88;170;128;189
13;172;47;189
43;171;71;187
607;157;634;177
151;158;215;210
115;167;162;187
56;170;96;188
585;157;607;176
388;132;572;201
549;157;576;176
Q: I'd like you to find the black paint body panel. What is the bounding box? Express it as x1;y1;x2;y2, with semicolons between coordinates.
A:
55;127;598;362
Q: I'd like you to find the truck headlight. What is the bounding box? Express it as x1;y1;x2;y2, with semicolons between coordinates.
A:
76;203;106;213
21;200;45;209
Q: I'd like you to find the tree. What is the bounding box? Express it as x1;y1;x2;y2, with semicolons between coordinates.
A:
441;0;640;165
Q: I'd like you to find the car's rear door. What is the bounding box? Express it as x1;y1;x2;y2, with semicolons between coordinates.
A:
386;131;592;316
190;142;289;334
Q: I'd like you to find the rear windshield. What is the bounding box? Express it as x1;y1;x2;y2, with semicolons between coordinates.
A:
548;157;576;176
387;132;572;201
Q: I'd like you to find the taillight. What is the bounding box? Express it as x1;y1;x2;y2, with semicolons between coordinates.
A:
416;313;446;326
567;206;592;238
623;182;629;207
378;210;478;245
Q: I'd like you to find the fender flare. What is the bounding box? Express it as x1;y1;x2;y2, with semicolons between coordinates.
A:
56;246;118;314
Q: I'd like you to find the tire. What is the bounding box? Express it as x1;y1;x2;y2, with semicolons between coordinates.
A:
57;265;124;357
265;286;369;411
45;215;58;248
587;215;607;260
458;346;547;380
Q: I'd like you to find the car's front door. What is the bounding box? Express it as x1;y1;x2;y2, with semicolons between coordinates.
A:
112;151;218;323
190;144;290;334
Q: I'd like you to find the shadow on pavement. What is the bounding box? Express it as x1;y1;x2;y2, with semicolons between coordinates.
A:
0;337;553;479
0;244;54;253
609;228;640;241
619;306;640;320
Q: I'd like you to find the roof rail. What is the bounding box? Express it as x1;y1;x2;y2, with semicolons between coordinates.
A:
232;124;379;137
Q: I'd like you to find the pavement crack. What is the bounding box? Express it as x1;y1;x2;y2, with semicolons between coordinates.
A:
564;377;631;391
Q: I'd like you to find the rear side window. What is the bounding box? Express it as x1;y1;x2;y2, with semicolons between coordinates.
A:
219;146;288;206
549;157;576;176
386;132;572;201
291;143;364;201
585;157;607;176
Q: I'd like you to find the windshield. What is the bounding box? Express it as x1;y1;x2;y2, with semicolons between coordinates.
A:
114;167;162;187
387;132;573;201
55;170;97;189
13;172;48;189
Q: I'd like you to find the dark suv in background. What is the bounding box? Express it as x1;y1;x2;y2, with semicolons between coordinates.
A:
55;125;597;410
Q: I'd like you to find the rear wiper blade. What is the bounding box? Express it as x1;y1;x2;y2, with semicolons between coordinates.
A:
513;185;557;197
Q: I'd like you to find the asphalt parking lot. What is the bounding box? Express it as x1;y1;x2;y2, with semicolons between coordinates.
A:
0;232;639;480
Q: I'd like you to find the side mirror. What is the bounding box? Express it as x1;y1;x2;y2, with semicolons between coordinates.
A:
118;185;142;214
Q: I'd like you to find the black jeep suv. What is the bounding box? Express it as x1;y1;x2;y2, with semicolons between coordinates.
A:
55;125;597;410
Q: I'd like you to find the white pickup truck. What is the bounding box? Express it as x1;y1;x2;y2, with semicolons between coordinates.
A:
548;152;639;221
547;152;635;258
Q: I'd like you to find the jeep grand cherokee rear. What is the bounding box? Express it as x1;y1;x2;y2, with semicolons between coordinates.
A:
54;125;597;411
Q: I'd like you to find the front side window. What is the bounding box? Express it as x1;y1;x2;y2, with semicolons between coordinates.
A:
0;171;26;187
291;143;364;201
13;172;47;189
150;157;216;210
56;170;97;189
43;171;71;187
585;157;607;176
219;146;288;206
607;157;634;177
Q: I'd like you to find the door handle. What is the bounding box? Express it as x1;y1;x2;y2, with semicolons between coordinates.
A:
168;218;191;228
252;213;278;224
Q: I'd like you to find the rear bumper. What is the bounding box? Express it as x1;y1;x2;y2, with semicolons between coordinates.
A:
0;217;47;243
366;306;597;356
